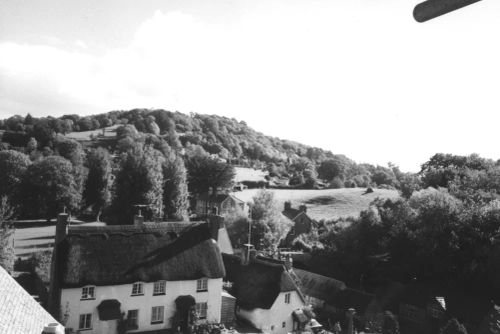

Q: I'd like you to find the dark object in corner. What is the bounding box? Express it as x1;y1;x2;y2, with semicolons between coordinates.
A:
414;0;483;22
363;187;374;195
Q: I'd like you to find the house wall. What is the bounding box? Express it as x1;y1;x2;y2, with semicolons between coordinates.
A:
236;291;305;334
60;278;223;334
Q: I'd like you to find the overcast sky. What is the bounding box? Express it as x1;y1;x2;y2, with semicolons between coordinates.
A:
1;0;499;172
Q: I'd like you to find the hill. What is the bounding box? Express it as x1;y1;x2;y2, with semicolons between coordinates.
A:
0;109;411;192
230;188;399;221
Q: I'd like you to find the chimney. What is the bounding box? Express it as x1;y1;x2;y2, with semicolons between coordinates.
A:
55;213;69;244
48;212;69;319
134;214;144;226
299;204;307;213
242;243;255;265
41;323;64;334
284;201;292;211
284;254;293;271
207;215;224;240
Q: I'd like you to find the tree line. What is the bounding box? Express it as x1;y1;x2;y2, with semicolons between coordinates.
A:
0;128;235;223
1;109;418;190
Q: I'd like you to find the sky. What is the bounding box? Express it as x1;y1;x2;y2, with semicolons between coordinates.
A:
1;0;500;172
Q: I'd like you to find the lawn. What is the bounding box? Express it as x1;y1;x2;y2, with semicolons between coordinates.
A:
65;124;120;141
14;224;55;257
230;187;399;221
234;167;268;183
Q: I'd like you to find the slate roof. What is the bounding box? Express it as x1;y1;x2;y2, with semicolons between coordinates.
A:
222;254;302;310
56;222;225;288
0;266;60;334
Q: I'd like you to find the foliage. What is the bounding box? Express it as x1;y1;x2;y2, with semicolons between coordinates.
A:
20;156;81;219
0;196;15;273
225;209;252;248
83;148;112;221
111;144;165;224
250;190;293;250
0;150;31;202
382;311;400;334
440;318;468;334
163;151;189;221
186;155;235;195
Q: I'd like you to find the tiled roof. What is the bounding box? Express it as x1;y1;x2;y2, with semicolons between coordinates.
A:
0;266;60;334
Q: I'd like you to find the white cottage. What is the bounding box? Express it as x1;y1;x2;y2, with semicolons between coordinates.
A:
49;214;226;334
223;254;310;334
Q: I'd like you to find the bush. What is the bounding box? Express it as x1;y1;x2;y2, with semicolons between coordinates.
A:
329;177;344;189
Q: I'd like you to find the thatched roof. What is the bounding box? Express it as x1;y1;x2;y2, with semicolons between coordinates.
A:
222;255;301;310
56;222;225;287
294;268;347;304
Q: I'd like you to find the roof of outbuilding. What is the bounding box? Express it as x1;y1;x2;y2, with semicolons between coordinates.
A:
0;266;61;334
222;254;303;310
56;222;225;287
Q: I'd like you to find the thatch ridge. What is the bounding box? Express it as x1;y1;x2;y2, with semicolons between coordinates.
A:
57;222;225;288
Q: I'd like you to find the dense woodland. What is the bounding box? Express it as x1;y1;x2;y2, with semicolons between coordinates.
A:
0;109;417;223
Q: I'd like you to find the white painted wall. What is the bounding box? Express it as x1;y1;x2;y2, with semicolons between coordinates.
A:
60;278;223;334
236;291;305;334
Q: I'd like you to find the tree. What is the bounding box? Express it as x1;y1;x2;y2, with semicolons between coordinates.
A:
440;318;468;334
186;155;235;195
163;152;189;221
111;144;165;224
54;136;87;199
250;190;293;251
83;148;112;221
382;311;400;334
20;156;81;220
0;196;15;273
0;150;31;200
317;155;353;181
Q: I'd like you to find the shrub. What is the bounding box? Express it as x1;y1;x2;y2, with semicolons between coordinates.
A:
329;177;344;189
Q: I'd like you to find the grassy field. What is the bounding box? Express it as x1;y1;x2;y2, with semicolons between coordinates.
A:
14;224;55;257
65;124;120;141
230;187;399;221
234;167;268;183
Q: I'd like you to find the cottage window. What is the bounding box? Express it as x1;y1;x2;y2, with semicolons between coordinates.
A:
196;302;208;319
153;281;166;295
131;282;144;296
127;310;139;329
285;292;291;304
81;286;95;300
290;228;295;235
271;325;275;331
151;306;164;324
197;278;208;292
79;313;92;330
282;322;286;328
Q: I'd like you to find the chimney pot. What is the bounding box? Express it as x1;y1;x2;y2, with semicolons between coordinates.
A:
284;201;292;211
41;323;64;334
285;254;293;271
299;204;307;213
55;213;69;244
134;214;144;226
